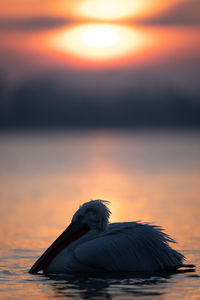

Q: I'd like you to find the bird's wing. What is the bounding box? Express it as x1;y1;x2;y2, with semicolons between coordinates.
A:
74;222;184;272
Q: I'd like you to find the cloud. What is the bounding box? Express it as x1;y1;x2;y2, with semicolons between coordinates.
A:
1;0;200;32
0;16;73;31
141;0;200;26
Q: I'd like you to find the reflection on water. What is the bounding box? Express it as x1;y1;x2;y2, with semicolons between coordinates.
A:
0;130;200;299
0;248;199;299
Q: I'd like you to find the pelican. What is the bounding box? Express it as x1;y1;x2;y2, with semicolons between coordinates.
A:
29;200;193;274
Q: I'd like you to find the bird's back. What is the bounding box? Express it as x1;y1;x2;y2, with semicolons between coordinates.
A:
75;222;184;272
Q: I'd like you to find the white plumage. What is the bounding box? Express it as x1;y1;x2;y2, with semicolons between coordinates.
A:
30;199;188;274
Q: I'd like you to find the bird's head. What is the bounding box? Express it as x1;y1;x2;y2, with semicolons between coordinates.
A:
29;199;111;274
72;199;111;231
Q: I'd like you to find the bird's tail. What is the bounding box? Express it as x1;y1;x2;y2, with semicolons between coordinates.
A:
165;264;196;274
178;264;196;269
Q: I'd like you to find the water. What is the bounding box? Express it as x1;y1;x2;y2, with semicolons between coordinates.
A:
0;129;200;299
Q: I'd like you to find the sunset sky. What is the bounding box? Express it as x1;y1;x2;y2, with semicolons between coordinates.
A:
0;0;200;128
0;0;191;18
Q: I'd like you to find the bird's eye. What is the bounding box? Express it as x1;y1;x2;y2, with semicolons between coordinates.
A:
77;215;84;221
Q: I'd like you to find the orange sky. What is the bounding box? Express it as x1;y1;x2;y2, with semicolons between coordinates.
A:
0;0;187;19
0;0;199;74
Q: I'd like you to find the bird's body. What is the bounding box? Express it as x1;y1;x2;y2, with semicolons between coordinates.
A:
44;222;183;274
29;200;190;275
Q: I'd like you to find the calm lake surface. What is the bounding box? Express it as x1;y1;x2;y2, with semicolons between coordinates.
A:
0;129;200;299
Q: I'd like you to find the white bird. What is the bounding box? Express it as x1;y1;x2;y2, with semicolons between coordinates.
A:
29;199;193;274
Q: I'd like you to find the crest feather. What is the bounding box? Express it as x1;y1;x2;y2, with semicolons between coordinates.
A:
72;199;111;230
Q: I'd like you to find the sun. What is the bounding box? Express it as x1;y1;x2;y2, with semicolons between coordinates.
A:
48;24;148;64
77;0;141;20
81;26;120;48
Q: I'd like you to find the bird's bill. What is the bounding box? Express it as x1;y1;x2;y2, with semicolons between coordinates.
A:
29;222;90;274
